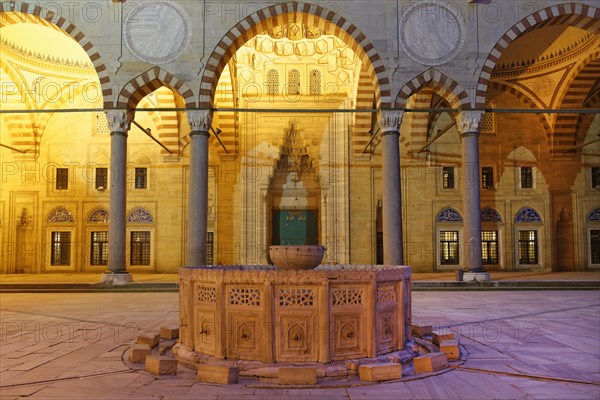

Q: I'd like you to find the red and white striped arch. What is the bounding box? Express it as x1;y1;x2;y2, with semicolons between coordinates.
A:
476;3;600;108
198;2;390;109
0;2;113;107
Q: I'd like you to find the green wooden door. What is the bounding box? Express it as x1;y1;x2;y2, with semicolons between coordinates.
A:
272;210;318;245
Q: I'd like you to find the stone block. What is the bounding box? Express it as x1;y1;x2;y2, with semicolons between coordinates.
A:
160;326;179;340
414;352;448;374
358;363;402;382
129;344;151;363
278;367;317;385
137;333;160;348
440;339;460;361
144;356;178;375
411;324;433;337
197;364;239;384
431;331;456;345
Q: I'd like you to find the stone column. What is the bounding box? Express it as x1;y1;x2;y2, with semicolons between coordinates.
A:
102;110;132;285
380;111;404;265
186;110;211;266
456;111;489;281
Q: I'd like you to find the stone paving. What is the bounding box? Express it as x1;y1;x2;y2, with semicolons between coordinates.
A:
0;291;599;399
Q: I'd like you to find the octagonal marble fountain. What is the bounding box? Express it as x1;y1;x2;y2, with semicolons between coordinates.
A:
173;249;413;379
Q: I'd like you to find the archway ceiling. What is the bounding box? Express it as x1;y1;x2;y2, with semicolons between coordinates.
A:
490;25;599;111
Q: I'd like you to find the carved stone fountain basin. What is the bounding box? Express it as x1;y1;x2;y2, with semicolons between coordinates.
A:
268;245;325;270
175;264;412;365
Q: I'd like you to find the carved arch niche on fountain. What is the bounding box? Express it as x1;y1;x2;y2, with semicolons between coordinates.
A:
268;122;321;247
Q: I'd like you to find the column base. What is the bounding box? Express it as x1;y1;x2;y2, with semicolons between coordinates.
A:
462;272;491;282
100;272;133;286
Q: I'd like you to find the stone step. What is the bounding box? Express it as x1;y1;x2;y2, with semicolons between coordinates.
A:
197;364;239;384
278;367;317;385
358;363;402;382
144;356;178;375
414;352;448;374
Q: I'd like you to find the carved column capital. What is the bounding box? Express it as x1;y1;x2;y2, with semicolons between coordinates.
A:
187;110;212;134
105;110;131;134
456;111;484;135
379;111;404;134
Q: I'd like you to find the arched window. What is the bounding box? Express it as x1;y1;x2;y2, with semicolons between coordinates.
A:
87;208;109;267
47;207;75;268
481;208;503;266
309;69;321;95
436;208;463;268
515;207;542;267
288;69;300;95
266;69;279;95
127;207;155;266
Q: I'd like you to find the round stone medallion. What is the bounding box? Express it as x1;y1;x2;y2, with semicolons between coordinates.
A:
123;0;191;64
399;0;466;66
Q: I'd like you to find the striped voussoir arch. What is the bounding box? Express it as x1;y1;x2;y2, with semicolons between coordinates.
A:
199;2;390;109
0;2;113;107
117;66;196;111
395;69;471;111
553;57;600;158
476;3;600;108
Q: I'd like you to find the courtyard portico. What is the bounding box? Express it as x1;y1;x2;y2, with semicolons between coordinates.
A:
0;1;598;275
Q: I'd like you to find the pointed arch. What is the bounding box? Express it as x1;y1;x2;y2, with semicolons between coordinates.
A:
198;2;390;109
476;3;600;108
1;2;112;107
117;66;196;110
395;68;471;110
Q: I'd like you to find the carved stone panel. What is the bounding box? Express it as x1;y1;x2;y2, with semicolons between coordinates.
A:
330;312;366;359
275;313;318;362
226;313;262;361
179;280;191;347
194;307;216;355
376;308;398;354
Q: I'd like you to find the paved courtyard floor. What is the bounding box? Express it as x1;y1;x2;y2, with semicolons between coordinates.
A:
1;290;598;399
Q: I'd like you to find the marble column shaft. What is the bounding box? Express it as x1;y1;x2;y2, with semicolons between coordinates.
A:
381;111;404;266
186;110;211;266
106;111;130;273
457;111;484;272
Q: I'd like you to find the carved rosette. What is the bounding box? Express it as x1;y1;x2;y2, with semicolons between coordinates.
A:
456;111;484;135
187;110;212;134
105;110;131;134
379;111;404;133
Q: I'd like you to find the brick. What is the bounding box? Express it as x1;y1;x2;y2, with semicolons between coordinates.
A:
431;331;456;345
440;339;460;361
129;344;151;363
160;326;179;340
278;367;317;385
359;363;402;382
144;356;178;375
137;333;160;348
197;364;239;384
411;324;433;337
414;352;448;374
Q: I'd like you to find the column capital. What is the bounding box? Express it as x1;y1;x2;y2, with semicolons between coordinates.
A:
187;110;212;133
378;110;404;133
105;110;131;134
456;110;484;135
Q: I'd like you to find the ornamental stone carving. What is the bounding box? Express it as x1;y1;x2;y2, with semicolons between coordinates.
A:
187;110;211;133
399;0;466;66
457;111;484;134
123;0;192;65
47;207;75;223
105;110;131;133
379;111;404;132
